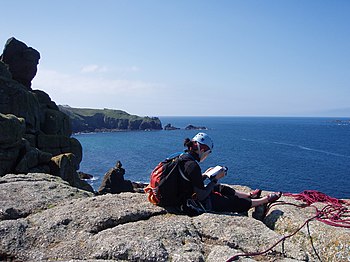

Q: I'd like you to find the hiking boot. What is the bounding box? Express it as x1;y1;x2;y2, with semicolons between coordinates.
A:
267;192;282;203
250;189;262;199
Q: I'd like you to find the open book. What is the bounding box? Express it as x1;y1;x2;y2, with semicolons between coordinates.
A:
204;165;228;179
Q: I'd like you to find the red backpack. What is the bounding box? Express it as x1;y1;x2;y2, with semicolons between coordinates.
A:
144;154;189;207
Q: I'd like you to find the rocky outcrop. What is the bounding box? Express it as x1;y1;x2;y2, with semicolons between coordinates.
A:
58;105;162;132
0;38;91;192
0;173;348;261
97;161;134;195
0;37;40;90
185;124;208;130
164;123;180;130
0;173;93;221
0;114;25;176
163;123;208;131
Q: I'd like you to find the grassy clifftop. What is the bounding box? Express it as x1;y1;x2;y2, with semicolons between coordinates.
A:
58;105;162;132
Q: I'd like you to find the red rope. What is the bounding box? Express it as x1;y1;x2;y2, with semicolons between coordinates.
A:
226;190;350;261
283;190;350;228
226;215;317;261
283;190;346;207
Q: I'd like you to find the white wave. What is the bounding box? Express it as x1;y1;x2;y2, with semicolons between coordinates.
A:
273;142;350;158
241;138;259;142
242;138;350;158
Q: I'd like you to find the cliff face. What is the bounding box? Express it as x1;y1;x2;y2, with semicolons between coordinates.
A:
0;173;349;262
58;105;162;133
0;37;91;191
0;37;161;190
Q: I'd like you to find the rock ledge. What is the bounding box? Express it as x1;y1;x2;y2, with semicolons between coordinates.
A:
1;173;349;261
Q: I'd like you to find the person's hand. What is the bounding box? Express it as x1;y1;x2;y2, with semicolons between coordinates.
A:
203;167;214;178
203;166;226;180
214;170;226;180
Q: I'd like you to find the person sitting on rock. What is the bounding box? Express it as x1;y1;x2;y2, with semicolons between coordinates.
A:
97;161;133;195
147;132;281;215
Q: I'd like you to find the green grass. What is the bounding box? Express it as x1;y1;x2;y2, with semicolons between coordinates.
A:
58;105;160;124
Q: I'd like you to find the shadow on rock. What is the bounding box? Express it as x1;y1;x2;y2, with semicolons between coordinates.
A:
264;210;284;230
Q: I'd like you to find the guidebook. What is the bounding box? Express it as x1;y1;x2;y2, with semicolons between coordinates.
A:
204;165;228;179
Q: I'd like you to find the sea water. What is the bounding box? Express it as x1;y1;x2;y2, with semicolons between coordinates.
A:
74;117;350;199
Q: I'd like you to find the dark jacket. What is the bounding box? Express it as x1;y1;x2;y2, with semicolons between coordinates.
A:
178;153;217;203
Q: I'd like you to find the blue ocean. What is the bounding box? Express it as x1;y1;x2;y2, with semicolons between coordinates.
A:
74;117;350;199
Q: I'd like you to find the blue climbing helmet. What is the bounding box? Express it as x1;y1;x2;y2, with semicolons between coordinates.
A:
192;133;213;162
192;132;214;151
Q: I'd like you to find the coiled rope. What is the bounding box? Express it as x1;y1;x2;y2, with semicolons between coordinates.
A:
226;190;350;262
284;190;350;228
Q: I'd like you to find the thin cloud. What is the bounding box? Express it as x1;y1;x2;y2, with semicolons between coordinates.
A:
80;64;141;74
33;68;162;99
126;66;140;72
80;64;108;73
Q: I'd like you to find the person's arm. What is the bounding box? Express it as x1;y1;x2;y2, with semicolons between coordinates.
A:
193;179;218;201
185;162;218;201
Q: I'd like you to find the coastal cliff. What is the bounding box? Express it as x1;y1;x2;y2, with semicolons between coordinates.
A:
0;37;160;193
1;173;349;261
58;105;162;133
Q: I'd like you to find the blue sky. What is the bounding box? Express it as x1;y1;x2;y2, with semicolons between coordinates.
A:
1;1;349;117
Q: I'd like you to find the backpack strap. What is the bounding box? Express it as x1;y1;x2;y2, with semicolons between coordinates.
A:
166;151;183;160
178;165;190;182
177;153;191;182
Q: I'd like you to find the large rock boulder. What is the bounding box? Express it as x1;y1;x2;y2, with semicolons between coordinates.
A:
0;173;93;221
0;38;87;190
49;153;93;192
0;37;40;89
14;140;52;173
0;113;54;176
0;176;348;261
0;60;11;79
0;113;25;146
32;89;72;136
0;114;25;176
97;161;133;195
0;69;41;134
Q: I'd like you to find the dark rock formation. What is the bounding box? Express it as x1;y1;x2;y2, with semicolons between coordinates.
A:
163;123;208;131
164;123;180;130
49;153;92;192
0;38;91;192
0;64;41;134
58;105;162;133
1;173;348;261
185;124;208;130
0;37;40;90
97;161;134;194
0;114;26;176
78;171;94;180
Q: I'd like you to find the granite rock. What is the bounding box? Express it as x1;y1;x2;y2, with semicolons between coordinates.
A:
2;174;348;261
0;37;40;89
0;173;93;221
0;38;86;189
264;195;350;262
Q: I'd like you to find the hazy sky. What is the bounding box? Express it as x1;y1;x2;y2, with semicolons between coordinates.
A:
1;1;349;117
